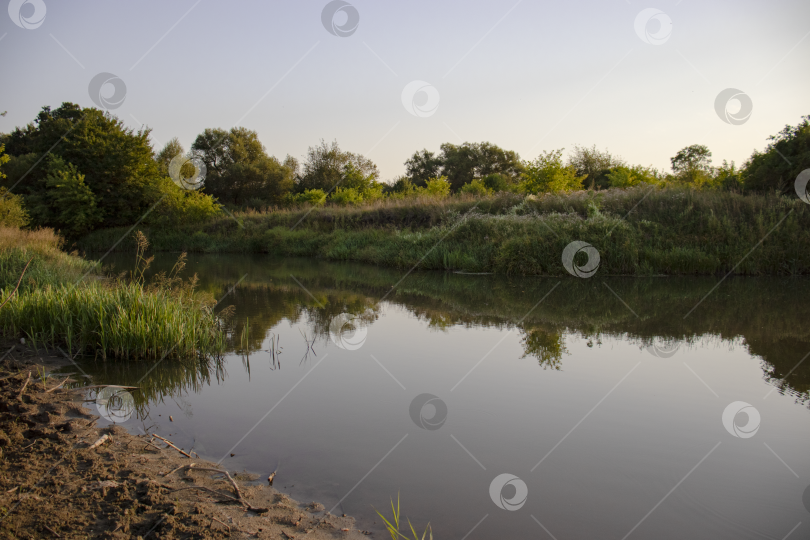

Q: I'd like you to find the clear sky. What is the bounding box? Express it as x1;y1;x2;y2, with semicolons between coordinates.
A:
1;0;808;181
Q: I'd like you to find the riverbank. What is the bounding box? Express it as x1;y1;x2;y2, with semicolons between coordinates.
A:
78;187;810;276
0;343;370;539
0;227;227;362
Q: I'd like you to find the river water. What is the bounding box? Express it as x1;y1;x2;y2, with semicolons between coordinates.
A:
77;253;810;539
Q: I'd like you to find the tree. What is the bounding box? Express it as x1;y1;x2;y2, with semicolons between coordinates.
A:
404;142;523;192
670;144;713;184
213;156;295;206
404;149;443;187
3;102;166;229
296;139;378;193
438;142;522;192
521;149;585;194
156;137;185;176
743;115;810;195
24;155;102;237
190;127;296;207
568;145;624;189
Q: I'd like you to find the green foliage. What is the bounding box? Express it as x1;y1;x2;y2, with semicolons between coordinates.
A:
215;156;294;206
3;103;164;229
191;127;295;207
743;115;810;195
330;187;365;206
482;173;514;192
671;144;713;185
568;145;624;189
155;137;185;177
0;187;29;228
418;176;451;198
404;149;443;187
79;186;810;277
296;139;379;193
521;149;586;194
147;177;223;226
292;189;327;206
607;165;659;188
716;160;743;192
0;230;226;361
24;155;103;237
460;178;492;196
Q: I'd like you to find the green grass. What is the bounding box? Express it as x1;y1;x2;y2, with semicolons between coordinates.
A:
0;227;227;362
0;282;226;361
78;186;810;276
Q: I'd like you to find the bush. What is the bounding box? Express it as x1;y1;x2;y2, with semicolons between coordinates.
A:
460;178;492;196
417;176;451;198
147;177;222;227
331;187;364;206
0;188;29;228
521;149;585;194
293;189;327;206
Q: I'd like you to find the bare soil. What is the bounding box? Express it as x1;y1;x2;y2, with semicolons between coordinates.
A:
0;340;371;539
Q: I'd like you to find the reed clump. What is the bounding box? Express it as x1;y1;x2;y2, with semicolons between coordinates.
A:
0;230;229;361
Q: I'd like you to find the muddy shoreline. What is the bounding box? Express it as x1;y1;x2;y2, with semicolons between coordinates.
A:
0;340;371;539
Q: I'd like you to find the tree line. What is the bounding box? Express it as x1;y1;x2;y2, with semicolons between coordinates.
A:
0;101;808;238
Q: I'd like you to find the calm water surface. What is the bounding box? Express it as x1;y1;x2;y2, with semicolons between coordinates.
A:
77;254;810;539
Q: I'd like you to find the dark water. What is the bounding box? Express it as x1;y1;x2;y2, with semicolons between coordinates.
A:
75;254;810;539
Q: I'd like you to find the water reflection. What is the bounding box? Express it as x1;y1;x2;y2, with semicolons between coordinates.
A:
82;254;810;415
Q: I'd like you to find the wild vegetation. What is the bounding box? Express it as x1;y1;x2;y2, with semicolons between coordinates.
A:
0;227;228;362
2;104;809;275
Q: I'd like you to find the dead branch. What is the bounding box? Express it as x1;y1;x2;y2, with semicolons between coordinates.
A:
17;372;31;400
152;434;192;458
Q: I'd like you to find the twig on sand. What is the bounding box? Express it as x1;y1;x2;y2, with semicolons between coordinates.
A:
43;524;61;537
152;434;192;458
0;257;33;310
170;466;268;513
45;377;71;393
210;516;230;532
164;462;195;477
88;434;110;450
17;372;31;400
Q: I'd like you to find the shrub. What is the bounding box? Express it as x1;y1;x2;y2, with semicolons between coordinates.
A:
331;187;364;206
460;178;492;196
417;176;451;198
293;189;327;206
0;188;29;228
147;177;223;226
521;149;585;194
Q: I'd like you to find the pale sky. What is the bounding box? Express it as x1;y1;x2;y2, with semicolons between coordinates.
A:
1;0;808;181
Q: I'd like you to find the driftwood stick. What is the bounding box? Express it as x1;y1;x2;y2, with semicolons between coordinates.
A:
88;434;110;450
0;257;33;310
45;377;71;393
164;463;195;477
210;516;230;532
152;434;192;458
17;372;31;400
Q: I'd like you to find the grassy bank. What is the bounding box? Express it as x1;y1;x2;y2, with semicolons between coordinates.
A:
0;227;226;361
79;187;810;276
